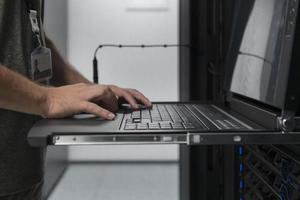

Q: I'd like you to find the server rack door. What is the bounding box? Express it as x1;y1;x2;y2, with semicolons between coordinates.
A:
179;0;239;199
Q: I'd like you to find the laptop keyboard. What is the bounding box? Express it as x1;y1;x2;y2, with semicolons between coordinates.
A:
121;104;249;131
122;104;206;130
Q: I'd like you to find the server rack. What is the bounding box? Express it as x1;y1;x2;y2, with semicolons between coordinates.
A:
239;145;300;200
179;0;300;200
179;0;237;199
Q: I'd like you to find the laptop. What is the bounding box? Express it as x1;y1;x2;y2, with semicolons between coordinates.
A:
28;0;300;147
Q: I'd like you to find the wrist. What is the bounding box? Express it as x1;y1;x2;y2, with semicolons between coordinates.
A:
36;86;52;118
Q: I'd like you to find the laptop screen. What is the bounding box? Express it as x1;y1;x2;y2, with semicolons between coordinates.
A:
229;0;291;108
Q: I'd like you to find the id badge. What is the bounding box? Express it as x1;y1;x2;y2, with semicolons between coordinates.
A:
31;47;53;82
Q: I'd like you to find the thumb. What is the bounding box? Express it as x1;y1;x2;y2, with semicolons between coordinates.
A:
79;102;115;120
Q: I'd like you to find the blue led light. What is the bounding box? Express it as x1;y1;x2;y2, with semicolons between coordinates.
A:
240;180;244;189
239;146;244;156
240;164;244;172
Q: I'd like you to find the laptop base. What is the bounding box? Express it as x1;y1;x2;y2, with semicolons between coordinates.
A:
28;102;300;147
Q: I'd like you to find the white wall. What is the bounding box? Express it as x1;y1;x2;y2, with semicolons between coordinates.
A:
67;0;179;101
67;0;180;161
69;145;179;162
44;0;68;58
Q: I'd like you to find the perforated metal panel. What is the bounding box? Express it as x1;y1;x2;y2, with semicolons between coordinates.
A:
239;145;300;200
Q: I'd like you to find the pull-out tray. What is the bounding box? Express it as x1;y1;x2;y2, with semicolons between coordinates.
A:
27;116;300;147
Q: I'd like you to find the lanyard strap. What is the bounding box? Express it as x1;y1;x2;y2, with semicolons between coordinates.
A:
24;0;42;47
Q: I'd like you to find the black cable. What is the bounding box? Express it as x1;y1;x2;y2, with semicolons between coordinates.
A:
92;44;191;84
238;51;273;66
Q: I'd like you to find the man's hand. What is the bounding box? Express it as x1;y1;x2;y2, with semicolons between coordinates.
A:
43;83;152;119
108;85;152;109
44;37;152;119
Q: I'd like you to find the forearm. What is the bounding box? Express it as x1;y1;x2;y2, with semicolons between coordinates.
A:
0;65;48;116
45;37;91;85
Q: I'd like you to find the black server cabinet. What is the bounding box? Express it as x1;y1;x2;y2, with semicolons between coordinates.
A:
239;145;300;200
179;1;300;200
179;0;237;200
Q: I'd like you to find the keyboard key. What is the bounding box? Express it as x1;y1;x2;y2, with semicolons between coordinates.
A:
125;124;136;130
141;119;151;123
149;123;160;130
141;110;150;118
152;117;162;122
224;120;242;129
183;123;196;129
216;120;231;129
172;117;183;122
133;118;141;123
160;122;172;129
137;123;148;130
132;111;141;119
171;123;184;129
161;114;171;121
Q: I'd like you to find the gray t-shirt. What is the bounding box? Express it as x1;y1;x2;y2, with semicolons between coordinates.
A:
0;0;46;195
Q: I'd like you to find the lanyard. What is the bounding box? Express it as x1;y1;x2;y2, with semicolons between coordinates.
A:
24;0;42;47
24;0;52;83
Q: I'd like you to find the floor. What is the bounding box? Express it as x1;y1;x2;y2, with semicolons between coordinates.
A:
48;162;179;200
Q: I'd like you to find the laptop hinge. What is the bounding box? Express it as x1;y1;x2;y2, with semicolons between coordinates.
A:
277;110;296;132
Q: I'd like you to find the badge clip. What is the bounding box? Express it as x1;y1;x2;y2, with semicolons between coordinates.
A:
29;10;42;47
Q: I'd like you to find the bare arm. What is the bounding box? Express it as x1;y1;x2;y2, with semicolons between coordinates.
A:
0;37;151;120
0;65;116;119
0;35;151;121
46;36;152;109
0;65;47;116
